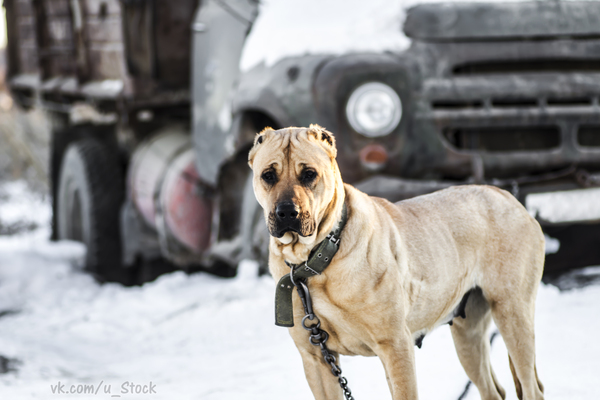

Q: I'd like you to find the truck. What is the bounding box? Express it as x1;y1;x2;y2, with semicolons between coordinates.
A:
5;0;600;284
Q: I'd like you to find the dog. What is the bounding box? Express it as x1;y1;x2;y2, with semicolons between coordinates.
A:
248;125;545;400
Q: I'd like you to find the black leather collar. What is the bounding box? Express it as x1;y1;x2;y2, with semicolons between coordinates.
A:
274;202;348;327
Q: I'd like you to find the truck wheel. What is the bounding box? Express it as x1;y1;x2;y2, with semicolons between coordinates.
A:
251;209;270;275
240;174;270;275
57;139;130;283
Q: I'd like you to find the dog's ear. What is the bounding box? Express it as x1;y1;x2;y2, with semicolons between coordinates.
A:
308;124;337;159
248;127;273;169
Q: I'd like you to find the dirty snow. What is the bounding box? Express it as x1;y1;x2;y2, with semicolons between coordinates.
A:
0;182;599;399
240;0;544;71
0;181;50;237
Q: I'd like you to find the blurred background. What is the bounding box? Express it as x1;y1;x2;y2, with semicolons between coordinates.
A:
0;0;599;399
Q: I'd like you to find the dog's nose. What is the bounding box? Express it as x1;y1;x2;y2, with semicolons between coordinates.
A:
276;202;299;221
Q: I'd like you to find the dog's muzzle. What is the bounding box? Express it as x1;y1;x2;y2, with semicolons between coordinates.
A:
269;201;316;238
270;201;301;238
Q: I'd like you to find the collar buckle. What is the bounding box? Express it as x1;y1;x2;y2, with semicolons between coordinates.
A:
326;234;341;245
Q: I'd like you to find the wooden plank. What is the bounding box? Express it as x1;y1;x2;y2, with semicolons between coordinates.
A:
153;0;196;88
19;47;39;73
83;0;121;16
44;0;70;16
88;47;127;80
16;0;34;16
49;56;76;76
85;17;122;43
17;16;36;26
18;20;37;41
47;18;73;43
19;41;38;49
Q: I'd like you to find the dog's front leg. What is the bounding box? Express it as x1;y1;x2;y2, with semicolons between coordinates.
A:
298;347;344;400
375;328;418;400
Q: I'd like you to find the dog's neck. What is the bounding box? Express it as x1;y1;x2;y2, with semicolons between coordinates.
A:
272;181;346;264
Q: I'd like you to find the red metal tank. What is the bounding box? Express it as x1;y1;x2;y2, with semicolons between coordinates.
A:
159;149;212;253
129;129;212;255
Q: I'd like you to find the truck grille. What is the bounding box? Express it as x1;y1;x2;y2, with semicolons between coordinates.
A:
491;98;538;108
453;59;600;75
547;97;593;106
430;100;483;109
443;126;561;152
431;96;598;110
578;125;600;147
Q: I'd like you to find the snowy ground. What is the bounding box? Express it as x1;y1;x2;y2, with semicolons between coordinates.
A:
0;182;599;400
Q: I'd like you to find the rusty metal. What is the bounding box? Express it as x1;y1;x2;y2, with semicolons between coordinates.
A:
159;149;212;254
5;0;198;110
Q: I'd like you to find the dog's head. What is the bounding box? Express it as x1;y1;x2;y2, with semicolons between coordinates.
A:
248;125;341;243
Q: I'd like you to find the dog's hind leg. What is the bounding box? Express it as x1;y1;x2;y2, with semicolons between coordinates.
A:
489;286;544;400
451;288;506;400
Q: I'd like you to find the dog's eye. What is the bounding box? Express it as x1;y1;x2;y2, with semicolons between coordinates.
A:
261;170;277;184
301;169;317;183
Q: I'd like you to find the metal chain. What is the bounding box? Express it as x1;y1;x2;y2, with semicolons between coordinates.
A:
290;272;355;400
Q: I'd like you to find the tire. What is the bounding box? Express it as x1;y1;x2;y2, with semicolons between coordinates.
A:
251;206;270;275
57;138;129;283
240;174;270;275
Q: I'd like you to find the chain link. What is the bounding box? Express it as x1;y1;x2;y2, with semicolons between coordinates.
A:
293;274;355;400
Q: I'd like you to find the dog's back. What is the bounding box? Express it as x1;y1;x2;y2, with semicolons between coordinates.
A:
393;185;545;282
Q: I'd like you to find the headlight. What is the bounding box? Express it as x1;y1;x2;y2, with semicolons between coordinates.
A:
346;82;402;137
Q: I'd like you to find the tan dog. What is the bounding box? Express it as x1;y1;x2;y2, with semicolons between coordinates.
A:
248;125;545;400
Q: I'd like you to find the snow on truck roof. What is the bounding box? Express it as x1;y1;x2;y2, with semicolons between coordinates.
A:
240;0;589;72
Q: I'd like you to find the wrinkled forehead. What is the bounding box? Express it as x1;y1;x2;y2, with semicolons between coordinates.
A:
253;128;330;169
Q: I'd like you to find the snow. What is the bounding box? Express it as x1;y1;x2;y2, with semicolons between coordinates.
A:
0;181;50;233
0;182;599;399
526;187;600;223
240;0;540;71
